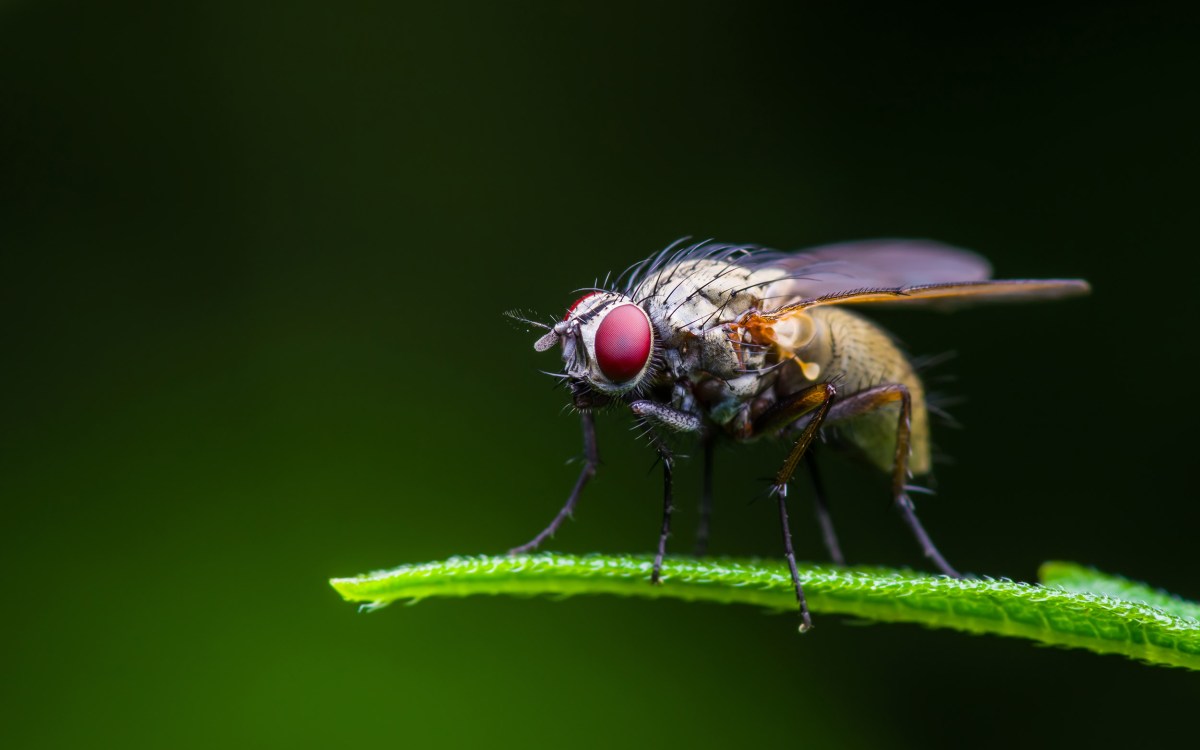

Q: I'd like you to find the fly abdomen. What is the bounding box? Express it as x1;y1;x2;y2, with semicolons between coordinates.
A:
793;307;932;476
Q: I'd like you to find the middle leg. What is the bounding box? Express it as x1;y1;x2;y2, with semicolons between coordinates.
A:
629;400;702;579
805;450;845;566
639;427;675;586
751;382;839;632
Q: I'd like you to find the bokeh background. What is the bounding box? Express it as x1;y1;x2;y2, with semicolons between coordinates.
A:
3;2;1198;747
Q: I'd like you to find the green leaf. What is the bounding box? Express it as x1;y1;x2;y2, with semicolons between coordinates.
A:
330;554;1200;670
1039;561;1200;622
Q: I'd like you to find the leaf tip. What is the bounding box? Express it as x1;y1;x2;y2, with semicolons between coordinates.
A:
329;577;359;601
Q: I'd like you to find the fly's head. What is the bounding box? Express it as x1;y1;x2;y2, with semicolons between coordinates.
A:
533;292;657;410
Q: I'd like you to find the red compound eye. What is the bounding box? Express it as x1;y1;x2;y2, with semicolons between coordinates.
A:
564;292;600;320
594;304;653;383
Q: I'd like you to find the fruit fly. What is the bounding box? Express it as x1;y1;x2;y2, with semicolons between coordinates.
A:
508;239;1089;630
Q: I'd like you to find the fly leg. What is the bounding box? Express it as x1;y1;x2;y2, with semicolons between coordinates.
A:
751;382;838;632
627;401;698;584
695;437;714;556
629;423;675;585
823;385;961;578
649;435;674;585
628;400;703;434
805;450;845;566
629;401;709;566
507;412;599;556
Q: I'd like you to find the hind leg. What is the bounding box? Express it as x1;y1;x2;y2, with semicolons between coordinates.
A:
821;385;961;577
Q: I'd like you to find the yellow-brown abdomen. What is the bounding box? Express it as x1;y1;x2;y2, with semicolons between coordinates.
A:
803;307;931;475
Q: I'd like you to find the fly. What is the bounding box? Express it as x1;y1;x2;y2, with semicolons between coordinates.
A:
507;239;1089;631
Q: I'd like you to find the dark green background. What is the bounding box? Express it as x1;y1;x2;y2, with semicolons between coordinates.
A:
3;2;1197;747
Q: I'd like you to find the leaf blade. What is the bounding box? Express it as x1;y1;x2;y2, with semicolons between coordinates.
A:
331;554;1200;671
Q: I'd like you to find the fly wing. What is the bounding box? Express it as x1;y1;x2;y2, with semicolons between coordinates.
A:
804;279;1090;308
752;240;1087;312
754;240;994;305
756;280;1091;322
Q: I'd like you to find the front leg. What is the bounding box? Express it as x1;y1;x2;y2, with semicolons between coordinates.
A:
695;436;714;556
629;400;703;434
508;412;599;555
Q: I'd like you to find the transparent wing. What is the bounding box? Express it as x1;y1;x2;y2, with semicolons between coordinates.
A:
754;240;994;305
751;240;1087;312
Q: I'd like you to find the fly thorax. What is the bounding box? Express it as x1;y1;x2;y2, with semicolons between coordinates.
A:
638;260;787;346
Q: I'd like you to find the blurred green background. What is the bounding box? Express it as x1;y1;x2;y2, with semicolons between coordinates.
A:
3;2;1198;747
